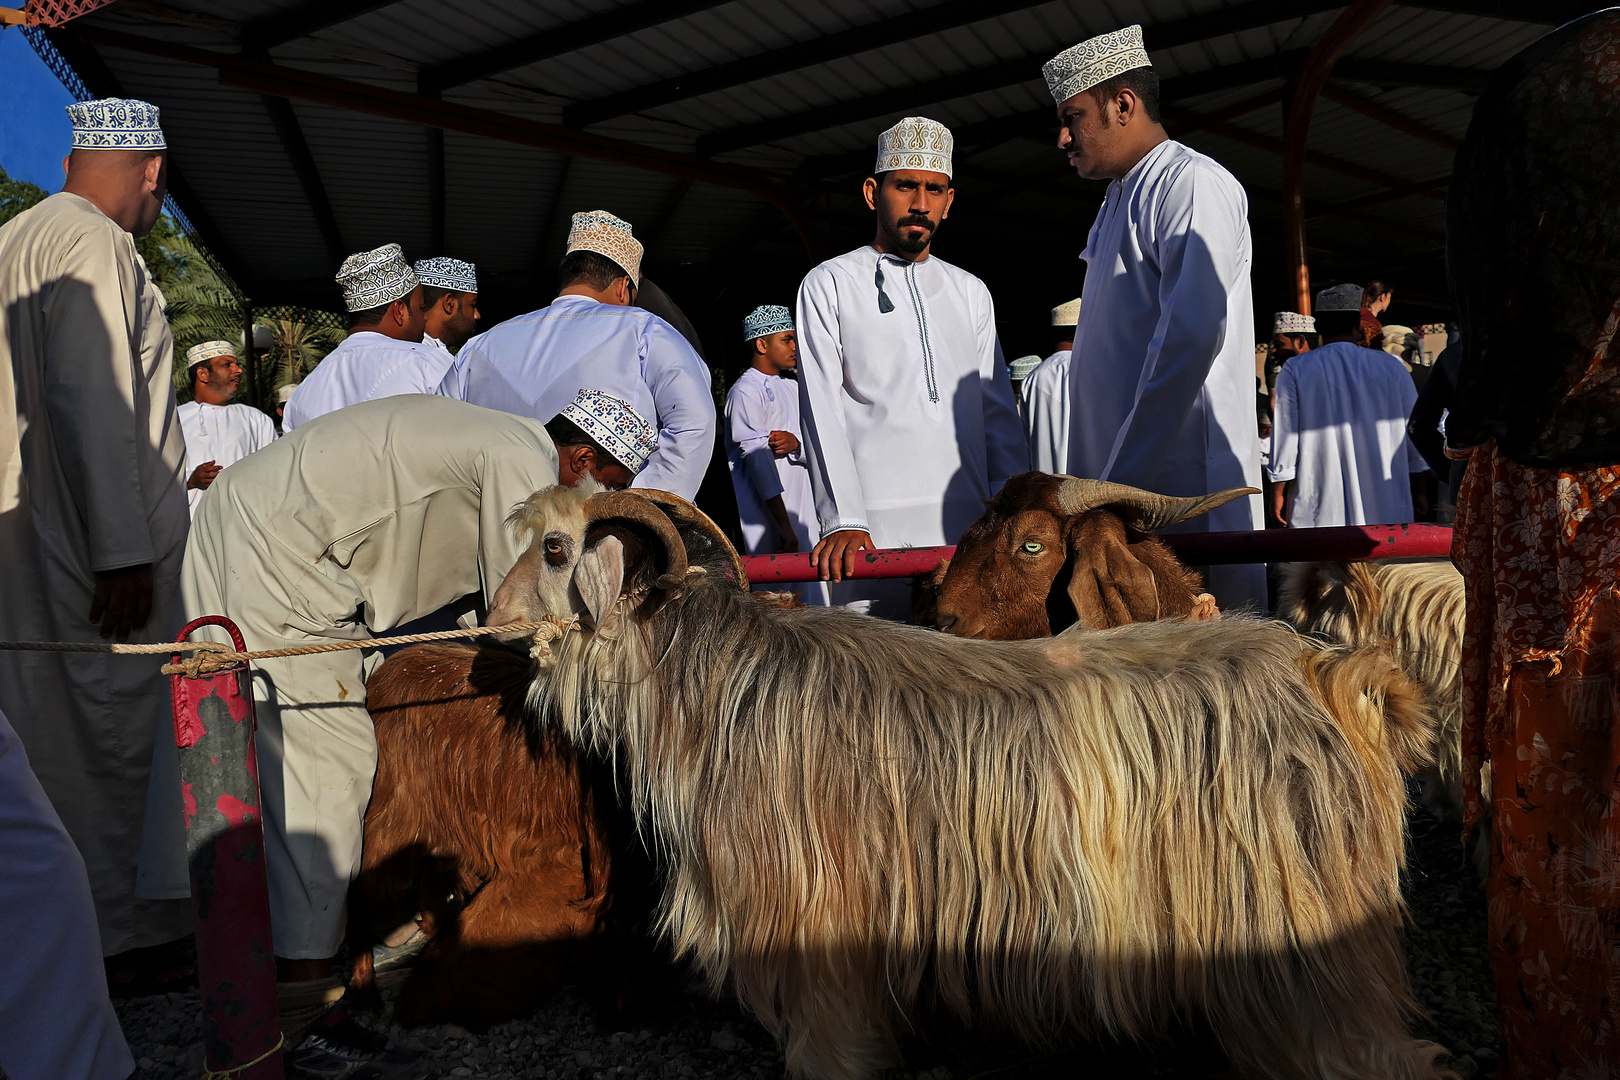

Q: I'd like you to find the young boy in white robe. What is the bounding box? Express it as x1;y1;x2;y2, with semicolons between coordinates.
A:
178;340;276;517
1021;298;1079;474
1268;284;1431;528
796;117;1027;618
725;306;828;605
282;243;453;431
1046;27;1266;610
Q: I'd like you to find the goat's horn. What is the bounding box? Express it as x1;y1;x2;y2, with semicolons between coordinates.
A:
1054;477;1261;532
582;492;690;590
617;488;749;589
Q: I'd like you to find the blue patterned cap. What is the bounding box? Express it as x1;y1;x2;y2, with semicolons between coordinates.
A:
1008;355;1043;380
67;98;166;151
413;257;477;293
560;389;657;474
742;305;794;342
336;243;418;313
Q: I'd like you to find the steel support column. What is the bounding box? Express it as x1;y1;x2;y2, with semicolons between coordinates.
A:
1281;0;1394;315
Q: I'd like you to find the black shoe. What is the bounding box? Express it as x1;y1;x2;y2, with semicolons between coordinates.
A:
286;999;427;1080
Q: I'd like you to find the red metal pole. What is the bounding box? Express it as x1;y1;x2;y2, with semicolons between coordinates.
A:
170;616;283;1079
741;524;1453;584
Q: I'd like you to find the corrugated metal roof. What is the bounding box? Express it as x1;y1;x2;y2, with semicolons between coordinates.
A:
46;0;1592;340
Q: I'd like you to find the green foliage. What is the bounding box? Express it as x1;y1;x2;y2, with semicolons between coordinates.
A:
254;308;346;396
0;165;49;227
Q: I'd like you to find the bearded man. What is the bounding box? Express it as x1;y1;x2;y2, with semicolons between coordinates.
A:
1047;26;1265;609
795;117;1027;617
177;340;276;517
414;256;480;374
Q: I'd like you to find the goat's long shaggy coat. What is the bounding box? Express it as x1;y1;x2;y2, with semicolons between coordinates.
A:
532;543;1445;1080
354;643;635;1026
1281;560;1467;821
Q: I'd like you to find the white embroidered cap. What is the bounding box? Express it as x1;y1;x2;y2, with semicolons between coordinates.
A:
874;116;953;178
567;211;643;286
1273;311;1317;334
185;340;237;370
743;305;794;342
1043;25;1152;105
1008;355;1044;380
413;257;477;293
1314;283;1365;313
560;389;658;474
1051;298;1082;327
276;383;300;405
67;98;167;151
336;243;419;313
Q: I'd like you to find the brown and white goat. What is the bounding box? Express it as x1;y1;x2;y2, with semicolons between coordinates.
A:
930;473;1253;638
1281;560;1470;825
350;639;651;1027
487;485;1446;1080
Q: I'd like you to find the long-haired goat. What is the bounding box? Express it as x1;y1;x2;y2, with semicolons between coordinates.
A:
931;473;1250;638
1280;560;1469;825
351;639;652;1027
486;485;1446;1080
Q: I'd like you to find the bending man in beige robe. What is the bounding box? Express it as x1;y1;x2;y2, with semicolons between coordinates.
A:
0;106;191;958
159;392;652;1057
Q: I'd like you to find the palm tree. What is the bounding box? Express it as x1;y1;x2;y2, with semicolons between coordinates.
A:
258;311;346;393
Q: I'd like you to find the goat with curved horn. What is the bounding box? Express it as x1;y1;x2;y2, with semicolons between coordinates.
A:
1054;476;1259;531
582;492;689;590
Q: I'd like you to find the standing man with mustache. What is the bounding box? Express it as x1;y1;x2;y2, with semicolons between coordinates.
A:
1047;26;1265;609
177;340;277;517
795;116;1027;617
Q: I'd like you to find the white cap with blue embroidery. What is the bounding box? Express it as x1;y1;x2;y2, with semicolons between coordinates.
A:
743;305;794;342
1008;355;1044;380
413;257;477;293
560;389;658;474
67;98;167;151
1273;312;1317;334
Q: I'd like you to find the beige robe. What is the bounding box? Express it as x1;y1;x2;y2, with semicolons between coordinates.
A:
164;395;561;957
0;192;191;955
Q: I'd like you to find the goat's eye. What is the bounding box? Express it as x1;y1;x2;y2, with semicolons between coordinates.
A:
1022;541;1045;554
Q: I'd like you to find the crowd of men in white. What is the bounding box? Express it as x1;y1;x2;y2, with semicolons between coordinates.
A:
0;24;1429;1080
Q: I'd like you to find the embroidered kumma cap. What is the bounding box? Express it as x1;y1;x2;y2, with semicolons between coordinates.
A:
743;305;794;342
561;389;658;474
1273;311;1317;334
1044;25;1152;105
276;383;300;405
67;98;166;151
1314;283;1365;313
1009;355;1044;380
1051;298;1082;327
413;257;477;293
336;243;419;313
874;116;953;178
185;340;237;370
567;211;643;286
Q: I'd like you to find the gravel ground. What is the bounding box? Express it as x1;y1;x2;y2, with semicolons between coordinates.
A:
116;805;1499;1080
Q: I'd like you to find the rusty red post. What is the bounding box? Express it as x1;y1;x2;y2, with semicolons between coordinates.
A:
170;615;283;1078
740;524;1454;584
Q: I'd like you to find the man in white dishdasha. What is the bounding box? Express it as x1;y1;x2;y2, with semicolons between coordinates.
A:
795;117;1027;617
1048;26;1265;609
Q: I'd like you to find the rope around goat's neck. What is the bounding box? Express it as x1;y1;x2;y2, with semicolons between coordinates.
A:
0;616;581;679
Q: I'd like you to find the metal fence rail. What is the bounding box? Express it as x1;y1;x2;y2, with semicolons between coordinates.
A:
741;523;1454;583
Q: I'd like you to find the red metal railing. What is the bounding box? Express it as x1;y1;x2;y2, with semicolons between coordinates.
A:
741;523;1454;583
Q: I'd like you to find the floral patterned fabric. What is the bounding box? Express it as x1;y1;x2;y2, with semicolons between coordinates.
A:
1454;440;1620;1078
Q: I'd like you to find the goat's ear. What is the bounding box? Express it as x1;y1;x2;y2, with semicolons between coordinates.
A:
1062;511;1166;629
574;535;625;629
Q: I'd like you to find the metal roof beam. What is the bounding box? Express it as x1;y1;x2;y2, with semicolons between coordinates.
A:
698;46;1297;159
1319;85;1459;149
259;94;348;267
64;24;825;260
244;0;402;51
421;0;731;94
